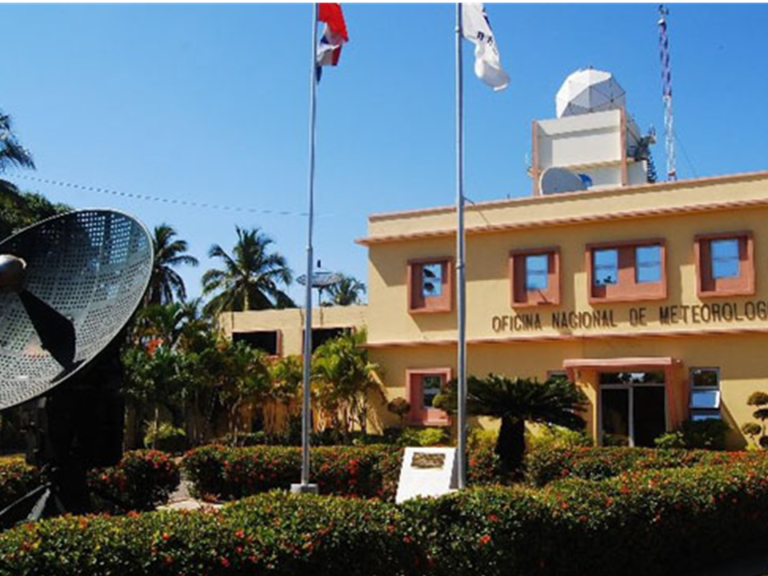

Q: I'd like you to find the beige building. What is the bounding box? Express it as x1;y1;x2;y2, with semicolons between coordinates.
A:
227;71;768;449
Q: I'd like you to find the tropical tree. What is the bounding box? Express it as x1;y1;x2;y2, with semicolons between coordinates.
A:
0;112;34;199
325;274;367;306
269;355;303;432
435;374;587;474
202;226;295;316
311;330;384;436
213;340;272;442
146;224;199;306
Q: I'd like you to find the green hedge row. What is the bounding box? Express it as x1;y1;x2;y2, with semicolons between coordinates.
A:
4;459;768;576
524;446;768;486
183;444;502;502
0;450;180;512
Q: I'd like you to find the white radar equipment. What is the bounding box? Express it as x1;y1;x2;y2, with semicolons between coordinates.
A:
555;68;626;118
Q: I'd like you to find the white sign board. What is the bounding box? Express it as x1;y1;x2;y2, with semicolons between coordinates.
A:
395;447;458;504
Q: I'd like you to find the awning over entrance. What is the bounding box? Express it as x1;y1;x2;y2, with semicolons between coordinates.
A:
563;357;682;372
563;357;685;447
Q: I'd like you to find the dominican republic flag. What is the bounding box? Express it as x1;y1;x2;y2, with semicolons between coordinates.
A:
462;3;509;91
316;3;349;81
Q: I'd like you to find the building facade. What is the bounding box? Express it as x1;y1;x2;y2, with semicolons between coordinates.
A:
227;71;768;449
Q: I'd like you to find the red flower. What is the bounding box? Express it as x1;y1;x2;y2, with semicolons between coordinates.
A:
478;534;492;547
220;557;230;568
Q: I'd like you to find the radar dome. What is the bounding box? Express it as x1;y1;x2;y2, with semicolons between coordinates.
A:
555;68;626;118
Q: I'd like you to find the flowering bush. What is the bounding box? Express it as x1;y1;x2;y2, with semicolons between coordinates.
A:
0;451;180;512
87;450;181;511
3;460;768;576
525;445;767;486
0;457;39;510
183;444;502;502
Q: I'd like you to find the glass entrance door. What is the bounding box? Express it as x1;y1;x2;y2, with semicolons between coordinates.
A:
599;372;667;447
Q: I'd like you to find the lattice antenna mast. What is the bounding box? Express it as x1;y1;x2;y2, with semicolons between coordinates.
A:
658;4;677;181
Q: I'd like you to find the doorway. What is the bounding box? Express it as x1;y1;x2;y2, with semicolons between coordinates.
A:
599;371;667;447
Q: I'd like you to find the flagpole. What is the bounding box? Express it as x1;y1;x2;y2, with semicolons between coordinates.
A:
455;2;468;491
292;2;319;495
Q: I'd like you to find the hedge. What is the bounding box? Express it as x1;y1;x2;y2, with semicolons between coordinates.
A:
183;444;502;502
524;445;768;486
0;450;180;512
4;460;768;576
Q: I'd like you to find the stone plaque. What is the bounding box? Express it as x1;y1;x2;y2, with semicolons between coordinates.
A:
395;447;458;504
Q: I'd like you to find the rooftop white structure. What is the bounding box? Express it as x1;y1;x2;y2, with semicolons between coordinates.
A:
530;68;654;196
555;68;627;119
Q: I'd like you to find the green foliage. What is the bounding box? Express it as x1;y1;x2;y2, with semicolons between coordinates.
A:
680;419;730;450
396;427;449;447
145;223;199;306
0;451;180;512
312;329;384;435
528;426;593;451
654;431;686;449
202;226;295;315
324;274;367;306
88;450;181;511
439;374;588;473
183;444;501;503
5;459;768;576
143;422;187;453
0;191;70;240
748;391;768;406
386;397;411;424
524;446;766;487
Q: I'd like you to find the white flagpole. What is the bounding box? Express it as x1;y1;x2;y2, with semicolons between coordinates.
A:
455;2;468;490
292;3;319;494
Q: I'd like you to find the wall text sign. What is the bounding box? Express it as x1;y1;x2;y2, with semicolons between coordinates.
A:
492;299;768;334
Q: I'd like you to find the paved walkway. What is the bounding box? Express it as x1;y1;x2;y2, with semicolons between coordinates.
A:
159;478;222;511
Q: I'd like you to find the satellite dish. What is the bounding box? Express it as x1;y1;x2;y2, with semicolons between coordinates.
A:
540;167;588;195
555;68;626;118
297;260;343;289
0;209;153;524
0;210;152;410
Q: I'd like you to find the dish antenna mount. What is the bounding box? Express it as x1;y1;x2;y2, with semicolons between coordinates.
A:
0;209;153;527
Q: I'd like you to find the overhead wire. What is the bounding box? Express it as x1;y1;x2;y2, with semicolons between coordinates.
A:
7;172;341;218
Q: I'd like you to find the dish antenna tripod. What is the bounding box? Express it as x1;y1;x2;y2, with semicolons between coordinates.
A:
0;210;153;528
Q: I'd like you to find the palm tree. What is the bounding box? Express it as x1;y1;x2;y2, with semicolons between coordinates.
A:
0;112;35;198
202;226;295;315
326;274;366;306
146;224;199;306
0;112;37;238
435;374;587;474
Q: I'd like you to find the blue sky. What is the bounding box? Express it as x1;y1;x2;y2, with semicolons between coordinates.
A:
2;3;768;305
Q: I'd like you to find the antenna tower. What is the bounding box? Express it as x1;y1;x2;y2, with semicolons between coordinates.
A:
658;4;677;181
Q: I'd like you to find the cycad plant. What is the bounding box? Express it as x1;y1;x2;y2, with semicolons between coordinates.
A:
435;374;587;474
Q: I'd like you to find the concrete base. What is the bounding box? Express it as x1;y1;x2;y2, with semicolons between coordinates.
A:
290;483;319;495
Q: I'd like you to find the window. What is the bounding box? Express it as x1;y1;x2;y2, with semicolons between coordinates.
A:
689;368;721;420
525;254;549;290
232;330;281;356
406;369;451;426
510;247;560;307
636;245;662;284
594;249;618;286
309;327;351;352
587;240;666;302
422;263;443;297
421;375;443;408
711;239;740;279
408;258;453;313
696;232;754;297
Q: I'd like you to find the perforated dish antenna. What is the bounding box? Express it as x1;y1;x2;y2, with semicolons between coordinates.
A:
0;210;153;410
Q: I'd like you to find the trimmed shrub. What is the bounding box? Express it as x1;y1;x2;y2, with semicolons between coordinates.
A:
4;460;768;576
0;450;180;512
0;457;39;511
525;445;766;487
183;444;502;502
88;450;181;511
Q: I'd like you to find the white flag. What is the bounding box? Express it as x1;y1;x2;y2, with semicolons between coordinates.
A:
461;3;509;92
